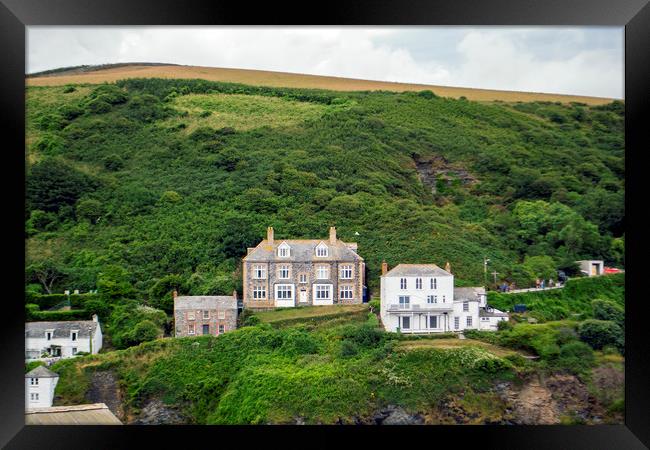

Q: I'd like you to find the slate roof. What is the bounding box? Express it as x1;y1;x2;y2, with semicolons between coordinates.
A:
174;295;238;310
454;287;486;302
25;403;122;425
25;365;59;378
479;307;509;318
25;320;99;338
382;264;451;278
243;239;362;262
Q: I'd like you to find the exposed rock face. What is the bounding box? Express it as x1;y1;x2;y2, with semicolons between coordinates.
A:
85;370;124;421
131;399;187;425
413;155;478;196
374;405;424;425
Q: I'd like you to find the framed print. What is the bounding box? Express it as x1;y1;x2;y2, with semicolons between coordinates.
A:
1;0;648;448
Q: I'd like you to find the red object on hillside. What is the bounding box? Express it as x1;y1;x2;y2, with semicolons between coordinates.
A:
604;267;622;274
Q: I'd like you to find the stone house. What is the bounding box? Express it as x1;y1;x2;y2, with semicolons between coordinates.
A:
379;263;508;333
25;315;103;360
173;291;238;337
242;226;365;309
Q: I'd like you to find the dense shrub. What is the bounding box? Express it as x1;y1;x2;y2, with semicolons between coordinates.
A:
578;320;624;351
592;299;624;329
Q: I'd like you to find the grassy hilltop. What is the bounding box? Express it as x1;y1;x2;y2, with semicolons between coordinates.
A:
25;77;624;308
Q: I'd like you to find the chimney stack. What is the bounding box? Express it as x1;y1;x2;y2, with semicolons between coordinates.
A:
232;290;238;300
329;226;337;244
381;261;388;275
92;314;99;323
267;226;274;245
445;261;451;273
172;289;178;299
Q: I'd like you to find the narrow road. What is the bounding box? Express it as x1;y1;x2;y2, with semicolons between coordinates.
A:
500;286;564;294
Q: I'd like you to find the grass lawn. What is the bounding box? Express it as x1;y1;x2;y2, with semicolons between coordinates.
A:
254;304;369;324
396;338;525;358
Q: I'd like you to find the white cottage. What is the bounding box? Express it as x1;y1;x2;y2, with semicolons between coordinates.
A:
379;263;508;333
25;365;59;409
25;315;103;360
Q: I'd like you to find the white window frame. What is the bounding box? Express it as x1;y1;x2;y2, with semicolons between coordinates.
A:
315;242;329;257
253;285;267;300
454;317;460;329
340;265;353;279
442;295;446;303
203;310;210;319
316;265;330;280
399;316;411;330
277;242;291;257
463;301;469;312
30;378;38;386
30;393;39;401
218;324;225;334
253;265;267;279
399;295;410;308
278;265;291;280
400;278;407;289
71;331;78;342
72;347;78;355
416;278;422;289
299;273;307;284
313;284;333;303
427;295;437;304
275;284;294;300
466;316;473;327
188;323;195;335
45;331;53;341
428;315;438;329
218;310;226;320
339;285;354;300
188;311;195;320
431;278;437;289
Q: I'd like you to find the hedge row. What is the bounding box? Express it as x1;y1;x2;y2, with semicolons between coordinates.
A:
25;292;100;310
26;307;92;322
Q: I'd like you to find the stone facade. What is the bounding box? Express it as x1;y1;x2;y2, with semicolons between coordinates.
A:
242;227;365;309
173;292;238;337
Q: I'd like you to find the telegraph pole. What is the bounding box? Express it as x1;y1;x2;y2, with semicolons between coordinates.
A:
491;271;499;285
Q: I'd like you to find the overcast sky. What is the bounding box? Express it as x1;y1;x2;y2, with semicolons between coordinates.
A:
27;26;624;99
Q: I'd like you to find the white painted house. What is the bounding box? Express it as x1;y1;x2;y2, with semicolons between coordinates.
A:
25;365;59;409
379;263;508;333
25;315;103;360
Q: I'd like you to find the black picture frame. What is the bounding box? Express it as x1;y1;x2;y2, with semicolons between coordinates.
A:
1;1;648;448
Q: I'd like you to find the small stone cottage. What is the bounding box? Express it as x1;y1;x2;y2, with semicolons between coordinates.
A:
173;291;238;337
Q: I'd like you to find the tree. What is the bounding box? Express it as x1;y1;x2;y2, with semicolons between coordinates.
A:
27;159;97;214
97;265;134;299
578;319;624;351
26;261;65;294
149;274;185;313
522;255;557;279
76;199;104;224
591;299;624;329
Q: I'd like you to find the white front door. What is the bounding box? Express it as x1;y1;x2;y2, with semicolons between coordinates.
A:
299;290;308;303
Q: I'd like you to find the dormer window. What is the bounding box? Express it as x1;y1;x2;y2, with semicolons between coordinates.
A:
315;242;329;257
45;331;53;341
278;242;290;257
71;331;78;341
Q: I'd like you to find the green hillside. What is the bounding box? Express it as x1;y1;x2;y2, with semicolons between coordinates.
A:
45;303;624;424
25;78;624;305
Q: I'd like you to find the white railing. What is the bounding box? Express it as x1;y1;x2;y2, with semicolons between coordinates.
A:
387;303;453;312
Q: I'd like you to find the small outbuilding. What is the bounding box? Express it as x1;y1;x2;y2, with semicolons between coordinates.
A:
25;365;59;409
174;291;238;337
576;260;604;277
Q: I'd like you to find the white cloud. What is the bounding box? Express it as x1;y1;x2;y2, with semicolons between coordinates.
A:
26;26;623;98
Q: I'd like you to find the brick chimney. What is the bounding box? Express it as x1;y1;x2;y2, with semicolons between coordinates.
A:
381;261;388;275
172;289;178;299
445;261;451;274
329;226;337;244
232;290;238;300
267;226;274;245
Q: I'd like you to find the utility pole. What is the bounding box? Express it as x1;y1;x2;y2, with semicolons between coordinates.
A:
483;257;490;287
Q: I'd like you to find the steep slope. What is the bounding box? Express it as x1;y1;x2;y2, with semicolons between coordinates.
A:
25;79;624;301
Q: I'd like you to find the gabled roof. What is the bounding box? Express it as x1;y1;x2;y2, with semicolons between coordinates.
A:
479;307;509;318
243;239;362;262
25;403;122;425
382;264;451;277
25;320;99;338
454;287;486;302
174;295;238;310
25;365;59;378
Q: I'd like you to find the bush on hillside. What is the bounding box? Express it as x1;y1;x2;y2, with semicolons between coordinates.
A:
556;341;595;375
592;299;624;328
578;319;624;351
